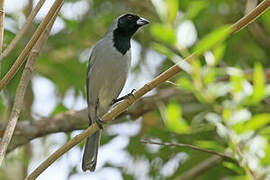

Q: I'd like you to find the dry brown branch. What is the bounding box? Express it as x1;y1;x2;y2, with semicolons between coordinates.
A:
0;0;5;74
0;0;64;91
0;0;46;61
0;68;269;152
0;88;203;152
24;1;270;179
0;4;62;166
175;155;223;180
140;140;232;160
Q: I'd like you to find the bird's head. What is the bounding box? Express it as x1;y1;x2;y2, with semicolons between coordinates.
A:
114;13;149;38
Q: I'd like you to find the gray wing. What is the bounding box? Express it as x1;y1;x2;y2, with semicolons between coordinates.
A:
86;48;97;125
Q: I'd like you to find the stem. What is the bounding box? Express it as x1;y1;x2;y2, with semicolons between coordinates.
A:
0;3;62;167
0;0;46;61
0;0;64;91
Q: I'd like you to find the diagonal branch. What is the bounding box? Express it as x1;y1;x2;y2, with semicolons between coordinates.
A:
0;0;64;91
0;0;5;74
0;3;62;166
0;0;47;61
140;139;232;160
25;1;270;179
175;155;224;180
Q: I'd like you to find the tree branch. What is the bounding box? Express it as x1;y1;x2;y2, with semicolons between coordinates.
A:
0;88;202;152
175;155;223;180
0;3;62;166
25;1;270;179
0;0;5;75
0;0;64;91
140;139;232;160
0;0;46;61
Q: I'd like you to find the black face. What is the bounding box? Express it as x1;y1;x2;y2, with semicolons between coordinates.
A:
113;13;149;55
116;13;148;37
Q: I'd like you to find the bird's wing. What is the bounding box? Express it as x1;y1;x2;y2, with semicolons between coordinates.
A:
86;47;98;124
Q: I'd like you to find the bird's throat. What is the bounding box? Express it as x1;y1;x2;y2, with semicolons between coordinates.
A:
113;29;131;55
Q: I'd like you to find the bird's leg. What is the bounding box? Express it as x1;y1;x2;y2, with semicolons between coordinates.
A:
111;89;136;105
95;98;106;129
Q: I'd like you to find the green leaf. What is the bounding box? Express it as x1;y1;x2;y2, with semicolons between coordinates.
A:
261;143;270;165
151;42;174;58
250;62;266;104
150;23;177;45
165;0;178;22
213;43;226;65
165;101;191;133
194;140;224;152
177;77;194;92
222;162;245;175
185;1;208;20
242;114;270;132
193;25;232;55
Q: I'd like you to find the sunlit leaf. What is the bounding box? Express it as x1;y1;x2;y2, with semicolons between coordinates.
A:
150;23;177;45
177;77;194;91
165;101;191;133
250;62;266;104
241;114;270;132
222;162;245;175
165;0;178;22
213;43;226;65
261;144;270;165
193;25;231;55
194;140;224;152
185;1;208;20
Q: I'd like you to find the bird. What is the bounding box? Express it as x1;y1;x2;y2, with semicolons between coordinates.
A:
82;13;149;172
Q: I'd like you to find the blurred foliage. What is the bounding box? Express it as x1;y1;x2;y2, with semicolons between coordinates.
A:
1;0;270;179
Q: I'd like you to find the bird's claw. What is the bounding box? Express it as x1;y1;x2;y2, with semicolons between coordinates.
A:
111;89;136;105
95;115;106;130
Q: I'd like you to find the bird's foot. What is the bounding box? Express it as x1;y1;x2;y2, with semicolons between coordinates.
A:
95;115;106;129
111;89;136;105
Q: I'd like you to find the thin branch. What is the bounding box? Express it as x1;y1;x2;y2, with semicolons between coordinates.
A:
0;0;46;61
0;3;62;167
0;0;64;91
0;88;202;152
25;1;270;179
140;140;232;160
0;68;268;152
0;0;5;74
175;155;223;180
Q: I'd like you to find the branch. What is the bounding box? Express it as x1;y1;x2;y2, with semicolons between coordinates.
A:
0;88;202;152
0;0;64;91
0;0;5;74
0;68;269;152
140;139;232;160
175;155;223;180
25;1;270;179
0;0;46;61
0;4;62;166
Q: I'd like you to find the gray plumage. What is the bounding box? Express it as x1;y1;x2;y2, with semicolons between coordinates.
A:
82;13;149;172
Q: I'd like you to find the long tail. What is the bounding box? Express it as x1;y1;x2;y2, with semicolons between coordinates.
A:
82;130;101;172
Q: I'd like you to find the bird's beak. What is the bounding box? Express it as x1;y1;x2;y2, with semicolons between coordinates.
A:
136;17;150;26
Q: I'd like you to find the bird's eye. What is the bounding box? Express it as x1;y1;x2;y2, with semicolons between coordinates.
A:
127;15;133;20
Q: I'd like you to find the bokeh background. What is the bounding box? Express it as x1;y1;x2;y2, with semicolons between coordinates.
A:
0;0;270;179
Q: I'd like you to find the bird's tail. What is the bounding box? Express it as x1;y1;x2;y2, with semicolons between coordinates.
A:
82;130;101;172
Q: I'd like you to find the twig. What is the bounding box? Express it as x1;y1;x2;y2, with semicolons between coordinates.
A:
0;0;46;61
25;1;270;179
175;155;223;180
0;0;5;74
140;140;232;160
0;0;64;91
0;3;62;167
